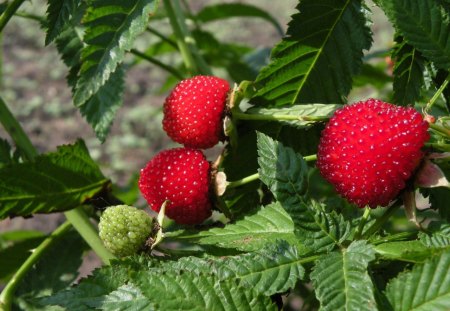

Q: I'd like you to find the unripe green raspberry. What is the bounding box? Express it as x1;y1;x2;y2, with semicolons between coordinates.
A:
99;205;153;257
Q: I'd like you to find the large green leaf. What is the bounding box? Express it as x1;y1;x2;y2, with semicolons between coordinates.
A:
379;0;450;70
420;187;450;222
251;0;372;107
195;3;283;35
374;240;438;263
0;140;110;219
73;0;158;106
170;202;298;252
391;37;425;106
45;0;80;45
419;221;450;248
385;249;450;311
310;241;377;311
55;15;125;141
256;132;351;252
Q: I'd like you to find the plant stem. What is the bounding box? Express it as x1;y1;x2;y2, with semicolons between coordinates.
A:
426;72;450;112
0;221;72;311
64;209;114;264
429;123;450;138
226;154;317;189
163;0;211;75
0;96;115;265
425;142;450;151
362;202;402;239
14;11;44;23
232;110;330;122
130;49;185;79
146;26;178;48
0;96;38;161
0;0;27;32
354;207;371;240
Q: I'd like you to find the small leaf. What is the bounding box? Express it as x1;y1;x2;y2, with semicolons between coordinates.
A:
379;0;450;70
245;104;340;129
45;0;80;45
374;240;437;263
73;0;159;107
311;241;377;311
385;249;450;311
391;37;425;106
0;140;110;219
251;0;372;106
195;3;284;35
419;221;450;248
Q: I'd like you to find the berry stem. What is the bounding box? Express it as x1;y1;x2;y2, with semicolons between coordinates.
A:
426;72;450;112
226;154;317;189
354;207;371;240
0;96;115;266
232;110;330;122
361;202;402;239
0;0;26;32
130;49;185;80
163;0;211;76
0;221;72;311
425;142;450;151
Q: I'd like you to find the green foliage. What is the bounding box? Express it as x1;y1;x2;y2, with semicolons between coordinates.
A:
385;249;450;311
419;221;450;248
251;0;372;107
373;240;439;263
391;37;425;106
0;138;20;168
311;241;377;311
44;0;80;45
0;140;110;219
379;0;450;70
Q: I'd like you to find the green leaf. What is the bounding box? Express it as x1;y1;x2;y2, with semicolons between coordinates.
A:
385;249;450;311
420;187;450;221
353;63;392;89
379;0;450;70
311;241;377;311
45;0;80;45
14;230;88;310
191;203;298;252
245;104;340;129
251;0;372;107
0;140;110;219
391;37;425;106
132;272;277;311
170;241;306;296
73;0;158;106
374;240;438;263
56;25;125;141
419;221;450;248
256;132;351;252
195;3;284;35
0;138;19;167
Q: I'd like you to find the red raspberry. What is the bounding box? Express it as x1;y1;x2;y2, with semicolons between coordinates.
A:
138;148;211;225
317;99;429;208
163;76;230;149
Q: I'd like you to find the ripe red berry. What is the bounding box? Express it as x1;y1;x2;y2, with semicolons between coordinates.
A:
138;148;212;225
317;99;429;208
163;75;230;149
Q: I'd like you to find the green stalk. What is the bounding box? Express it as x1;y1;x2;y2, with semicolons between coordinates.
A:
426;72;450;112
0;96;114;263
425;142;450;151
354;207;371;240
64;209;114;264
0;0;27;32
362;202;402;239
226;154;317;189
232;110;330;122
146;27;178;48
163;0;211;75
429;123;450;138
130;49;185;79
0;221;72;311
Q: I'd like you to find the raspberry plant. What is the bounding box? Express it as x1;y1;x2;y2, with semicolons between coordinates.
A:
0;0;450;310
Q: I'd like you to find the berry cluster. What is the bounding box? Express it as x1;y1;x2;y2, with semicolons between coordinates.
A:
139;76;231;225
317;99;429;208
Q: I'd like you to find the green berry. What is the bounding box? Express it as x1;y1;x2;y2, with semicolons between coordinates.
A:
99;205;153;257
